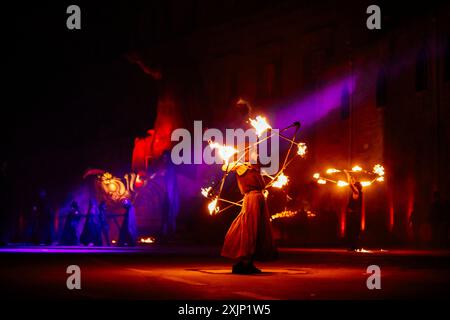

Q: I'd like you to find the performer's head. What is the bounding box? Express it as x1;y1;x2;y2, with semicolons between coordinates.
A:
354;181;363;192
236;98;251;115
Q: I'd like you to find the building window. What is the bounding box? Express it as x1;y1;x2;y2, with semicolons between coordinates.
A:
341;86;350;119
415;47;428;92
376;68;387;108
445;37;450;82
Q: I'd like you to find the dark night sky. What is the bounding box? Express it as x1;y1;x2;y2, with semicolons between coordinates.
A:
8;2;157;153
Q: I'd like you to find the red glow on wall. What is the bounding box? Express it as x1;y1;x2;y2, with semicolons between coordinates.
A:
340;206;346;237
132;95;183;171
361;197;366;231
132;130;154;172
407;194;415;226
389;201;394;232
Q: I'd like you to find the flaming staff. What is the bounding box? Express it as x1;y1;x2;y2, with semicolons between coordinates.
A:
201;112;307;215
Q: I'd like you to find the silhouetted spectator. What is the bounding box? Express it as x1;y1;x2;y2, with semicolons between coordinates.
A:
118;199;137;246
80;199;102;246
60;201;81;245
98;201;110;246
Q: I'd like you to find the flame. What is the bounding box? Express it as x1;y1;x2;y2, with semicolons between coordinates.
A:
249;116;272;137
313;173;320;179
271;210;298;221
208;198;219;215
272;173;289;189
209;141;238;164
337;180;349;187
376;176;384;182
139;237;155;244
360;181;372;187
352;165;363;172
317;179;327;184
297;143;307;157
111;240;117;244
326;168;341;174
201;187;212;198
373;164;385;176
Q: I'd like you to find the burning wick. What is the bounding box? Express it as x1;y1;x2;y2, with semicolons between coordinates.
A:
201;187;212;198
208;141;238;164
208;198;219;215
297;143;307;157
373;164;385;176
272;173;289;189
140;237;155;244
249;116;272;137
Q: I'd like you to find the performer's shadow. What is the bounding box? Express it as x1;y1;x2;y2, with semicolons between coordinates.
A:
186;268;309;276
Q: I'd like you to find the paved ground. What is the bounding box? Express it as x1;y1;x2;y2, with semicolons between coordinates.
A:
0;246;449;300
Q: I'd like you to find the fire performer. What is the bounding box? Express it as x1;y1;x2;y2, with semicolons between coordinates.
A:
221;150;278;274
344;170;363;251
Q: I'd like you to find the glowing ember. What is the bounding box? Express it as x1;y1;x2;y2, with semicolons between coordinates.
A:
373;164;385;176
326;168;341;174
313;173;320;179
337;180;349;187
249;116;272;137
352;165;363;172
262;190;269;198
201;186;212;198
360;181;372;187
208;198;219;215
272;173;289;189
306;210;316;218
271;210;298;221
111;240;117;244
297;143;307;157
209;141;238;164
355;248;372;253
139;237;155;244
317;179;327;185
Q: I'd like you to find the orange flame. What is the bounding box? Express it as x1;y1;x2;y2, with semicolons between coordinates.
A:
249;116;272;137
272;173;289;189
208;198;219;215
209;141;238;164
297;143;307;157
373;164;385;176
337;180;349;187
139;237;155;244
360;181;372;187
